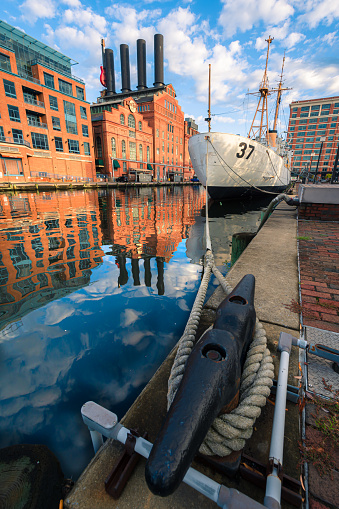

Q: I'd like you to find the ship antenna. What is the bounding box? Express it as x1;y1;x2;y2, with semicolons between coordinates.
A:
247;35;274;143
205;64;212;132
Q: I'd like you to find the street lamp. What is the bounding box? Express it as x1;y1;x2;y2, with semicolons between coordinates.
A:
315;136;326;180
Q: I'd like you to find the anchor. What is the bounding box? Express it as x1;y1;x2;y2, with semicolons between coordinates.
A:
145;274;256;497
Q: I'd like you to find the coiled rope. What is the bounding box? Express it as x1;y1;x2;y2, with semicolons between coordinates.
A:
167;150;275;456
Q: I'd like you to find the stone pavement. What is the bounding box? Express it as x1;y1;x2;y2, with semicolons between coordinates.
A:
297;216;339;509
298;219;339;333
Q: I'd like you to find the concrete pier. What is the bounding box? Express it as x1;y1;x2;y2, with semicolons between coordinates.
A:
65;202;301;508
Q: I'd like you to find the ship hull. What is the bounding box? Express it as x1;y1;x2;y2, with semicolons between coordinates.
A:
188;132;290;200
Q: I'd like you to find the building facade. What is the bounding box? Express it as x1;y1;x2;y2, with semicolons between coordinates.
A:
91;85;198;182
0;20;95;183
288;96;339;180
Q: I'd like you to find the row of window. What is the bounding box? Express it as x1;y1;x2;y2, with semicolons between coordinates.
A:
44;72;84;99
291;103;339;113
155;129;183;143
49;95;87;119
164;99;177;114
103;136;150;162
119;113;141;130
137;104;150;113
6;102;89;136
290;117;337;125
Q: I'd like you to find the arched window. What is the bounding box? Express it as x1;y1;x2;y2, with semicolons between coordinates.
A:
120;114;125;125
111;137;116;157
139;144;143;161
138;121;142;131
128;114;135;128
147;146;150;162
122;140;126;159
96;136;102;158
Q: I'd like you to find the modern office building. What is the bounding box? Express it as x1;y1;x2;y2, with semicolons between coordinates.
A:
0;20;95;183
91;35;198;182
287;96;339;180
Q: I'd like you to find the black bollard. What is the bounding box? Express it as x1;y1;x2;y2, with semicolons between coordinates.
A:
145;274;256;497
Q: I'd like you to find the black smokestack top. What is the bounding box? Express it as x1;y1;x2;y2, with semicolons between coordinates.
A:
105;49;116;94
120;44;131;93
137;39;147;90
154;34;164;87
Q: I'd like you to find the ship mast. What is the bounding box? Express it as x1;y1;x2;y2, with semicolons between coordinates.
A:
272;52;285;132
205;64;212;132
248;36;274;143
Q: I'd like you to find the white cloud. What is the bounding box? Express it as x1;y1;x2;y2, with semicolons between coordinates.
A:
299;0;339;28
218;0;294;37
20;0;56;23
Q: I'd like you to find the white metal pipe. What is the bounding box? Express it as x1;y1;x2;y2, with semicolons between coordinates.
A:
89;429;104;453
264;348;290;508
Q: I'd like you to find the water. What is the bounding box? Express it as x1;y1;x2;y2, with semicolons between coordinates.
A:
0;186;268;479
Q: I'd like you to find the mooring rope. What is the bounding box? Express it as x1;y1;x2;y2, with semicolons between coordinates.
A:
167;149;275;455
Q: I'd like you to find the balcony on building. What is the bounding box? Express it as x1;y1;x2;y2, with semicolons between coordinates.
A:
23;86;45;108
26;111;48;129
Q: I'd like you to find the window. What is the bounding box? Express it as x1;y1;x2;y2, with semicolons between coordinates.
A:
3;79;16;98
156;129;159;137
300;113;309;118
55;137;63;152
122;140;126;159
8;105;20;122
301;107;309;111
111;137;116;157
129;141;136;160
128;114;135;128
96;136;102;157
318;124;327;129
120;114;125;125
129;130;136;138
68;139;80;153
162;141;164;152
80;106;87;119
0;157;23;175
49;95;58;111
82;124;89;137
310;112;319;117
0;126;4;140
44;72;55;88
52;117;61;130
59;79;72;95
84;142;90;155
0;52;11;72
76;86;85;100
180;138;182;144
64;100;78;135
123;161;127;172
12;129;23;143
162;131;164;138
147;146;150;162
311;105;320;110
31;132;49;150
139;144;143;161
139;121;142;131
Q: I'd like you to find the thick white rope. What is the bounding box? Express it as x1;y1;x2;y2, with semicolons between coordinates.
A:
167;259;274;457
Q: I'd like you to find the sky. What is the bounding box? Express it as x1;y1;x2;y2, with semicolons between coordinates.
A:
1;0;339;136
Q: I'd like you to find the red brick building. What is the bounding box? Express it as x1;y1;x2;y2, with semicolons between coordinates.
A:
91;35;199;182
0;20;95;183
91;98;153;181
91;85;198;182
287;96;339;180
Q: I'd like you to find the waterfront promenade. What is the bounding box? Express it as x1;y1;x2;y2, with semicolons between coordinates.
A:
66;188;339;509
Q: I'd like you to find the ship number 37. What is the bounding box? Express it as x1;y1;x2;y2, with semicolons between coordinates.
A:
236;143;255;159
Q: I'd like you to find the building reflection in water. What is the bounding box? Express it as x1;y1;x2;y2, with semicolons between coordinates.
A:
0;186;205;332
0;186;206;478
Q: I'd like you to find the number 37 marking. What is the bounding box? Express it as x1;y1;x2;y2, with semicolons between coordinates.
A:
236;142;255;159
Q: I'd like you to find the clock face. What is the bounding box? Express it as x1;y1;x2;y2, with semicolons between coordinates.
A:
129;100;136;113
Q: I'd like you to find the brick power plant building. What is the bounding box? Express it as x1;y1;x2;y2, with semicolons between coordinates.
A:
0;20;95;183
91;35;199;182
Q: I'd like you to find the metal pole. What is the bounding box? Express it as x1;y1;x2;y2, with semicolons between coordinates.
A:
331;143;339;184
315;137;325;180
264;333;292;509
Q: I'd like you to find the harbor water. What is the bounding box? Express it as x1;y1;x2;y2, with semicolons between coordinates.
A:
0;186;269;479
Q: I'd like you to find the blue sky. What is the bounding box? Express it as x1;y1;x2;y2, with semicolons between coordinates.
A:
1;0;339;136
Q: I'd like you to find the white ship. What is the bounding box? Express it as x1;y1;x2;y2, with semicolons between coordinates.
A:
188;37;291;200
